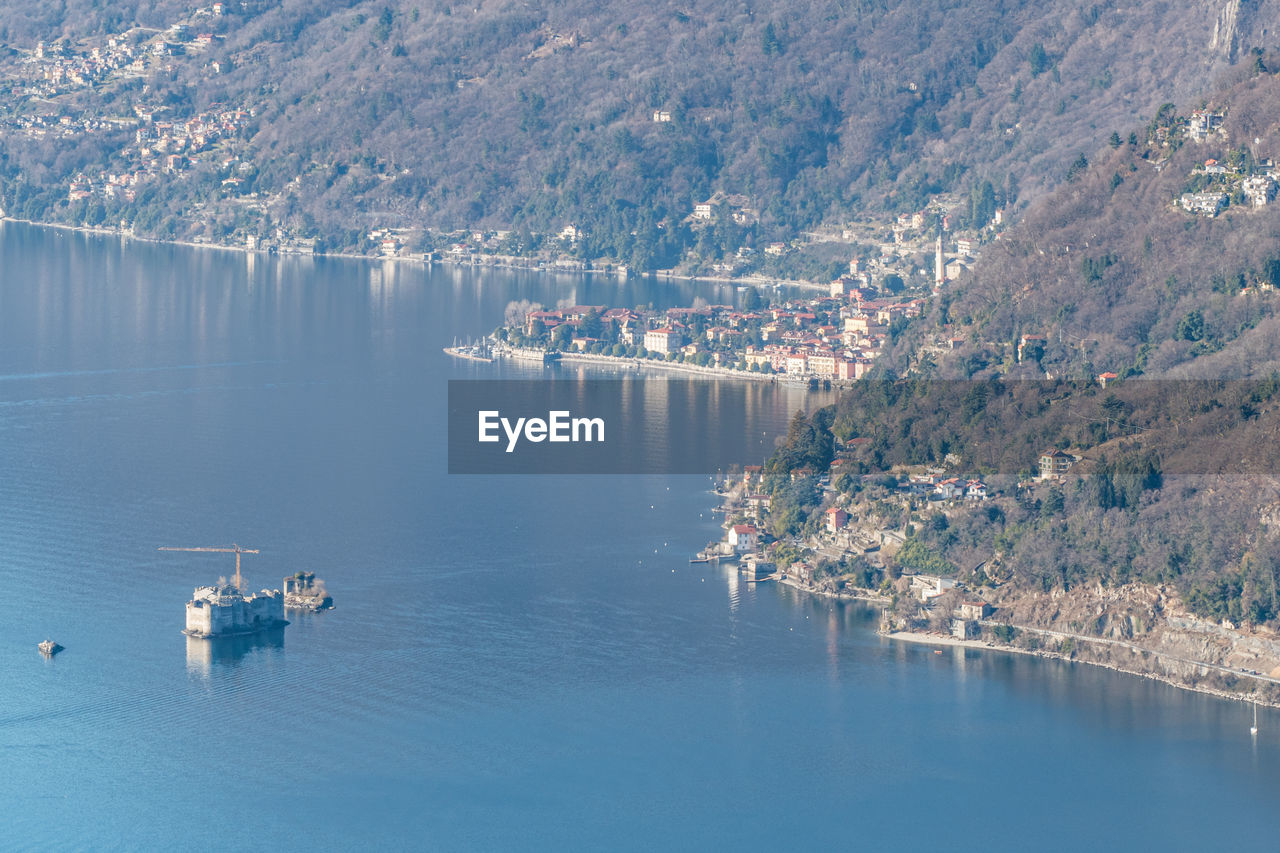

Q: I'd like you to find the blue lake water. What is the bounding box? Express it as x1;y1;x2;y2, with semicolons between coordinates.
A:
1;221;1278;850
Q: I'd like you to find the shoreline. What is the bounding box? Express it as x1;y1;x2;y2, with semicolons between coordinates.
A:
882;628;1280;709
552;351;846;385
0;217;827;291
747;547;1280;710
773;572;891;604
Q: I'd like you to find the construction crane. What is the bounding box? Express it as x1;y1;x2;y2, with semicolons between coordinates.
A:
158;544;260;592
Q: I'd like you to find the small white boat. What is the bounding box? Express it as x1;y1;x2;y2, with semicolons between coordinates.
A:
38;639;63;656
1251;701;1258;736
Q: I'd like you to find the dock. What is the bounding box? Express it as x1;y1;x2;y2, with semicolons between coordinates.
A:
443;345;494;363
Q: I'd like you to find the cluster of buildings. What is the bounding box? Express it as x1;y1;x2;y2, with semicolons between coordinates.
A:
64;105;252;203
0;112;124;141
718;457;999;638
690;192;758;226
18;12;224;100
27;37;139;93
512;285;932;379
368;227;419;257
0;9;245;206
1152;109;1225;148
1178;152;1278;217
902;473;989;501
135;106;250;167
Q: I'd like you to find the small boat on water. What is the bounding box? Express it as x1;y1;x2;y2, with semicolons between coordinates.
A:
1251;701;1259;736
38;639;63;656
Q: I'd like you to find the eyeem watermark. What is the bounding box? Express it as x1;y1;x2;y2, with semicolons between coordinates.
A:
448;378;815;474
478;410;605;453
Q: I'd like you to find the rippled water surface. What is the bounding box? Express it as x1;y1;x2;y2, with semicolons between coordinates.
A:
1;223;1278;850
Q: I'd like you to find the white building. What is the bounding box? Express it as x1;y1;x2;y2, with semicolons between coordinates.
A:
727;524;758;552
911;575;958;602
1242;176;1275;208
643;328;683;355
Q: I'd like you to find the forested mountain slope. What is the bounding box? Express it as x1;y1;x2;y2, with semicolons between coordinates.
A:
917;62;1280;380
2;0;1279;257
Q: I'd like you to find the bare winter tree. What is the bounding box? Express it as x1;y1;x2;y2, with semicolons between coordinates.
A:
504;299;543;328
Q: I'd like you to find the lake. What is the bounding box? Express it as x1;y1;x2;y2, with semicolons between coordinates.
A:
0;222;1276;851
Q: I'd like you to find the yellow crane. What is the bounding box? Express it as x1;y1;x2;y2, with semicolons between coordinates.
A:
158;544;260;592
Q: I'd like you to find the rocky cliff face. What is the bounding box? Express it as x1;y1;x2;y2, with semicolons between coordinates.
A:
986;581;1280;699
993;582;1166;641
1211;0;1241;60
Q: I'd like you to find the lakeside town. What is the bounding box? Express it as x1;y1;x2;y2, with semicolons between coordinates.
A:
476;226;980;382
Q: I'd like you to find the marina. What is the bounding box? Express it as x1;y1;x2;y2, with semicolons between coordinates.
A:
443;338;494;363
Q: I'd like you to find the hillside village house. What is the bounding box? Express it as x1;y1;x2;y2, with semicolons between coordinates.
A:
934;478;964;500
1242;176;1276;207
1188;110;1224;142
1017;334;1046;362
957;599;993;620
1039;449;1074;480
746;494;772;520
1180;192;1228;216
911;575;957;602
825;506;849;533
